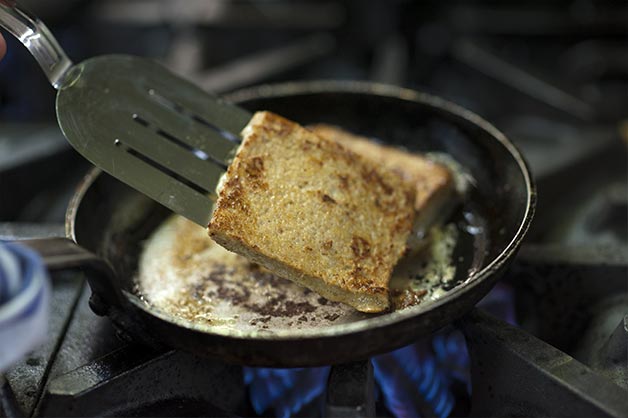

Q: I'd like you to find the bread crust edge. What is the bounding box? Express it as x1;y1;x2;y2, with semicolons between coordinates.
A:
209;231;391;313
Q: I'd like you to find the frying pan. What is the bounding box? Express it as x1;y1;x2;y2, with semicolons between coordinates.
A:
21;81;535;367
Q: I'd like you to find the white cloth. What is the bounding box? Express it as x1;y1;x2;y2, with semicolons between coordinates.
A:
0;243;50;373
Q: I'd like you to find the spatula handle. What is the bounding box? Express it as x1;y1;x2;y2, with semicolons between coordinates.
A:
0;0;72;89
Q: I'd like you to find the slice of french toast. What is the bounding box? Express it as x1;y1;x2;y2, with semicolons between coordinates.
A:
208;111;415;312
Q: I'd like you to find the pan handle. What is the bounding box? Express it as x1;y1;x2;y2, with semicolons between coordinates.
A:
17;237;121;315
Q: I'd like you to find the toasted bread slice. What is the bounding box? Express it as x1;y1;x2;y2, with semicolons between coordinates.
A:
208;111;415;312
309;124;456;242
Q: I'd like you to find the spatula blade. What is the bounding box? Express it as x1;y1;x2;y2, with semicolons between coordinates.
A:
56;55;252;226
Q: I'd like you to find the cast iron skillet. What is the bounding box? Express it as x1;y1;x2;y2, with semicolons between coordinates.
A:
24;81;535;367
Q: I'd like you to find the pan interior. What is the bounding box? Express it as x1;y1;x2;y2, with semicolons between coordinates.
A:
133;192;480;334
71;85;530;339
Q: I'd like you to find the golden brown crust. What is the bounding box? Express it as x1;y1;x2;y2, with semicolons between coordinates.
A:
208;111;415;313
309;124;456;239
309;124;454;212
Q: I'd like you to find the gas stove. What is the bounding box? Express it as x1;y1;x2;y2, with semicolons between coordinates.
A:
1;1;626;417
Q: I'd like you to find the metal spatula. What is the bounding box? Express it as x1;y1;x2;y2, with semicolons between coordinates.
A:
0;1;252;226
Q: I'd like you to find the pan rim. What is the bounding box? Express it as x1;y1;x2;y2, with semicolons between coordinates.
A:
67;80;536;340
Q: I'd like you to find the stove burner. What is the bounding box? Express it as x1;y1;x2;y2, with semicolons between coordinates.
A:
243;283;516;417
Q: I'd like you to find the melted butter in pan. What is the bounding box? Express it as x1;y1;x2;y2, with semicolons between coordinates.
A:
136;214;460;333
136;216;365;333
389;223;459;309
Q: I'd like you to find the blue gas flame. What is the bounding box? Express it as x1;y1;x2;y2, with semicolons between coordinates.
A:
243;367;330;418
372;342;454;418
432;330;470;388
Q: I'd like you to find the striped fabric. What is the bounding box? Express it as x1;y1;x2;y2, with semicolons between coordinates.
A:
0;242;50;372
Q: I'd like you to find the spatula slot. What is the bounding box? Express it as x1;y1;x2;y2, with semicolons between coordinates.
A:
147;88;241;145
115;138;211;196
132;114;228;170
191;115;241;144
156;129;213;163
